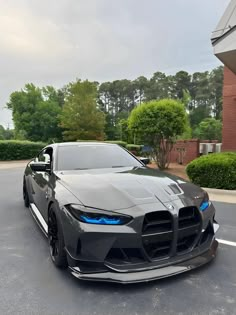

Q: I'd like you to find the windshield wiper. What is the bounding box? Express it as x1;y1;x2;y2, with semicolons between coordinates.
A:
74;168;89;170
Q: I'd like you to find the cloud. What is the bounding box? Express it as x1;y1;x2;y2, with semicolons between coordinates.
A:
0;0;230;127
0;3;72;60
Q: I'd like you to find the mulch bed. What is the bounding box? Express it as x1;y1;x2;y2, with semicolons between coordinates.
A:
148;162;189;181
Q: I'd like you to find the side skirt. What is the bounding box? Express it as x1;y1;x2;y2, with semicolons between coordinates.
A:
29;203;48;237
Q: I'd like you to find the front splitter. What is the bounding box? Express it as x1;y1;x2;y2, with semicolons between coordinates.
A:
69;239;218;284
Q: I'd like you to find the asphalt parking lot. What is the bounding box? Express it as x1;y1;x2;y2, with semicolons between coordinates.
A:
0;167;236;315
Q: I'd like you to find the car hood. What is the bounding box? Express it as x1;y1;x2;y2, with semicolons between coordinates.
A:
55;167;203;211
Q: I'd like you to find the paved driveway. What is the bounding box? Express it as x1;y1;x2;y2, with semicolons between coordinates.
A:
0;168;236;315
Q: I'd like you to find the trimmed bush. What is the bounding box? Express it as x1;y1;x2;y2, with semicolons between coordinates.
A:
0;140;47;160
126;144;143;156
105;141;127;148
186;152;236;190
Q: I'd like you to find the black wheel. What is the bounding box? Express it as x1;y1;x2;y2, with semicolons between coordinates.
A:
23;179;30;208
48;205;68;269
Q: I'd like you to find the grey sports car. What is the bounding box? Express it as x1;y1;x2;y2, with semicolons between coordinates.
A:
23;142;219;283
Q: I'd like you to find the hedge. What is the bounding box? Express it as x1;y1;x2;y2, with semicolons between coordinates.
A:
126;144;143;156
186;152;236;190
0;141;47;160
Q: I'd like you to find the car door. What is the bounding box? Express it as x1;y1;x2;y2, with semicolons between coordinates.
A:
30;147;53;221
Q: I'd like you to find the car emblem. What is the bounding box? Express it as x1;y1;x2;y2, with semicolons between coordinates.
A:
166;204;174;210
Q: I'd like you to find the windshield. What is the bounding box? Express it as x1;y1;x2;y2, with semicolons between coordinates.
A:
57;144;142;170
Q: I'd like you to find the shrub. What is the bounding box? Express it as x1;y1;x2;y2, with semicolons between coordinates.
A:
0;140;47;161
126;144;143;156
186;152;236;190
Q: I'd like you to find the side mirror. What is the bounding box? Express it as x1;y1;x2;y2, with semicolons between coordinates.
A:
139;157;150;165
30;162;51;172
43;154;51;163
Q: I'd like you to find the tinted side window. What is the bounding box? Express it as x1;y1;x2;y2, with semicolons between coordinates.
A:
36;148;52;164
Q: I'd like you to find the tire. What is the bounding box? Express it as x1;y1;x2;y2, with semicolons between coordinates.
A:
23;179;30;208
48;205;68;269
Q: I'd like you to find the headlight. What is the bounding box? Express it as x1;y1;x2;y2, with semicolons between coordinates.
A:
65;204;132;225
199;192;210;212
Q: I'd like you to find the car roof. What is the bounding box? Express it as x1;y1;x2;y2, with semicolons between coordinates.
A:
47;142;117;148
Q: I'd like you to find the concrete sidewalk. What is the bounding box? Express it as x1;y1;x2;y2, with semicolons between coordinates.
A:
0;160;236;204
0;160;29;170
204;188;236;204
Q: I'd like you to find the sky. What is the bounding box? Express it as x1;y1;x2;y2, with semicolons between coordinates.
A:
0;0;230;128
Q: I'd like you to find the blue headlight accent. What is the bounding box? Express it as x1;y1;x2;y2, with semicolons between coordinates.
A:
200;201;210;211
80;215;122;225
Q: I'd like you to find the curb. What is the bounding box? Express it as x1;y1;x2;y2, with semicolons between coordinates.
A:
203;187;236;195
204;187;236;204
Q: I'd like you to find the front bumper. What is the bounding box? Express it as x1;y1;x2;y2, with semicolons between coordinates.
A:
61;202;219;283
69;239;218;283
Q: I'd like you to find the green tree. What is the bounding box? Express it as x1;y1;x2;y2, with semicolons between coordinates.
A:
178;117;192;140
0;125;15;140
7;84;62;142
31;100;62;142
98;80;136;140
118;118;130;142
181;89;192;109
189;106;210;127
7;84;42;140
99;82;112;113
128;99;187;170
190;71;210;110
104;113;118;140
209;66;223;119
60;80;105;141
0;125;5;140
173;71;192;99
4;129;14;140
5;67;223;143
193;118;222;141
96;67;223;140
133;76;149;105
145;72;172;101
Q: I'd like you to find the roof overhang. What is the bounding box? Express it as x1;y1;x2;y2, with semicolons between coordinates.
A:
211;0;236;74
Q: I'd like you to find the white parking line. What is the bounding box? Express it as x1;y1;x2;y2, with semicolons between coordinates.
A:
217;239;236;247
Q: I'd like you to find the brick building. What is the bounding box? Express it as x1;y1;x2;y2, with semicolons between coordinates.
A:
212;0;236;151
